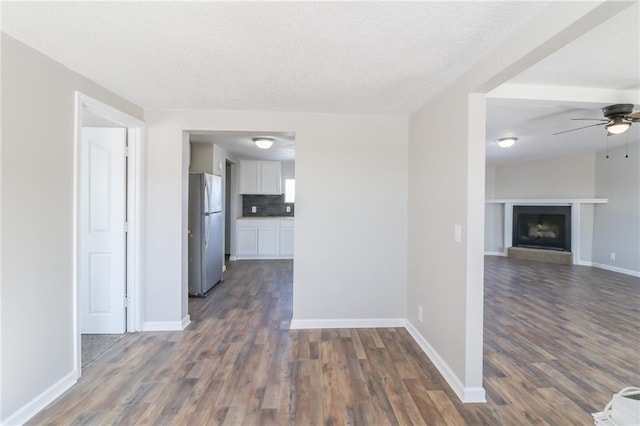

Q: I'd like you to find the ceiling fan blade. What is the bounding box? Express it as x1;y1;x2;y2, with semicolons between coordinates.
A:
570;118;609;122
627;111;640;120
553;122;607;136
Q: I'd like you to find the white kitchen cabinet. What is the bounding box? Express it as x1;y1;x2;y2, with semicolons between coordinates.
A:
279;220;294;256
239;160;281;195
235;218;293;259
237;227;258;255
258;227;278;255
260;161;281;194
238;160;260;194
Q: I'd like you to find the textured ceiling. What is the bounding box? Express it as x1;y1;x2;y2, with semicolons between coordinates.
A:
2;1;548;115
190;131;296;162
2;1;638;163
509;1;639;91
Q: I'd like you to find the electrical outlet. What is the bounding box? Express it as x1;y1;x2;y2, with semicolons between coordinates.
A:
610;252;616;261
418;305;423;323
286;206;291;212
251;206;257;213
454;224;462;243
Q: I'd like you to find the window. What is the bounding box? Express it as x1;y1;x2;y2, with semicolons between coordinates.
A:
284;179;295;203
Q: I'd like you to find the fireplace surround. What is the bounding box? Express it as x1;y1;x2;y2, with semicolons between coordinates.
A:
512;205;571;251
485;198;608;266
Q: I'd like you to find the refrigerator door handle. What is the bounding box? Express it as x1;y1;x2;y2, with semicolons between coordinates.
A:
203;175;210;214
203;215;209;249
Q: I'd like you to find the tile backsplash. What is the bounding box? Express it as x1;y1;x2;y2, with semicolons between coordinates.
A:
242;194;294;217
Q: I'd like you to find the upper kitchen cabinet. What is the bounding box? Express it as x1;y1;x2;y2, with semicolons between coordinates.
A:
239;160;260;194
239;160;282;195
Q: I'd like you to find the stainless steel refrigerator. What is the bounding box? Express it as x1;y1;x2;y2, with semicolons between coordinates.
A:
188;173;223;296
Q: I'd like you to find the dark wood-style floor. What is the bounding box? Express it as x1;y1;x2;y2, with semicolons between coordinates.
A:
29;257;639;425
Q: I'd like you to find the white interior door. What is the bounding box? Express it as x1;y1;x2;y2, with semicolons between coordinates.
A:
80;127;127;334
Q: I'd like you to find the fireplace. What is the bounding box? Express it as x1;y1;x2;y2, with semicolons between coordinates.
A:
512;205;571;251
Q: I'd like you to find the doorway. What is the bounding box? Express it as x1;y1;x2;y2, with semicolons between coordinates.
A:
79;126;127;365
225;160;233;261
74;92;145;376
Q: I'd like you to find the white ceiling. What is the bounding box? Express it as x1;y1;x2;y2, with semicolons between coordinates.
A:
190;131;295;162
2;1;639;164
487;1;639;164
1;1;548;114
486;98;640;164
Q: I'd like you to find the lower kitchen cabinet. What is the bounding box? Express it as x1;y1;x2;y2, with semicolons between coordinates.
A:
235;219;293;259
236;227;258;255
279;221;294;256
257;227;278;255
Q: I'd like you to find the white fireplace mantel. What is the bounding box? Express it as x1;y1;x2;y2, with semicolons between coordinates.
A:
485;198;608;265
486;198;608;205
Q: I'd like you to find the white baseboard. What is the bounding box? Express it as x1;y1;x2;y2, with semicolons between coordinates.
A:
181;315;191;330
289;318;405;330
484;251;506;257
3;370;77;426
233;255;294;261
591;262;640;278
404;320;486;403
182;314;191;330
229;256;238;261
461;386;488;403
574;260;593;266
142;319;188;331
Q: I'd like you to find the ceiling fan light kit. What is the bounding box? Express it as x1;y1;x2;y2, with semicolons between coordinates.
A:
497;137;517;148
605;117;632;135
252;137;275;149
554;103;640;136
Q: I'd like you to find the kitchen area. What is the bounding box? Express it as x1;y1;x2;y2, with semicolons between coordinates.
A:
188;131;295;295
235;159;295;260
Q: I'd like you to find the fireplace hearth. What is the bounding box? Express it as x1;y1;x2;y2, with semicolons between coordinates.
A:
512;205;571;251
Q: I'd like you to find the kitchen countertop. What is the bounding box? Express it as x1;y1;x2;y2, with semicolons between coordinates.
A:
237;216;294;220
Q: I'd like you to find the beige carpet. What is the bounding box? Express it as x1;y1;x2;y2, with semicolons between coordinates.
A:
81;334;124;367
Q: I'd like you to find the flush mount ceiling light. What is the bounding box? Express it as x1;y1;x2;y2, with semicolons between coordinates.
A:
605;117;632;135
496;137;517;148
253;137;275;149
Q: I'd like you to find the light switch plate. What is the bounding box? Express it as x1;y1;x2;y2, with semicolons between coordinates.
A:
251;206;257;213
454;224;462;243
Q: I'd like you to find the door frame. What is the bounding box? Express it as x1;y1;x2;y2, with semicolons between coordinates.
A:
73;92;145;378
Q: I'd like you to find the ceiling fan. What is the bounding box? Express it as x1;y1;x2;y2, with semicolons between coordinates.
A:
553;104;640;136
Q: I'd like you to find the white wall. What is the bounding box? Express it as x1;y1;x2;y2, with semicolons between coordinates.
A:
281;160;295;194
408;87;478;392
485;164;496;199
189;142;214;173
144;109;408;329
492;152;596;198
1;34;142;423
593;142;640;274
484;204;504;253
